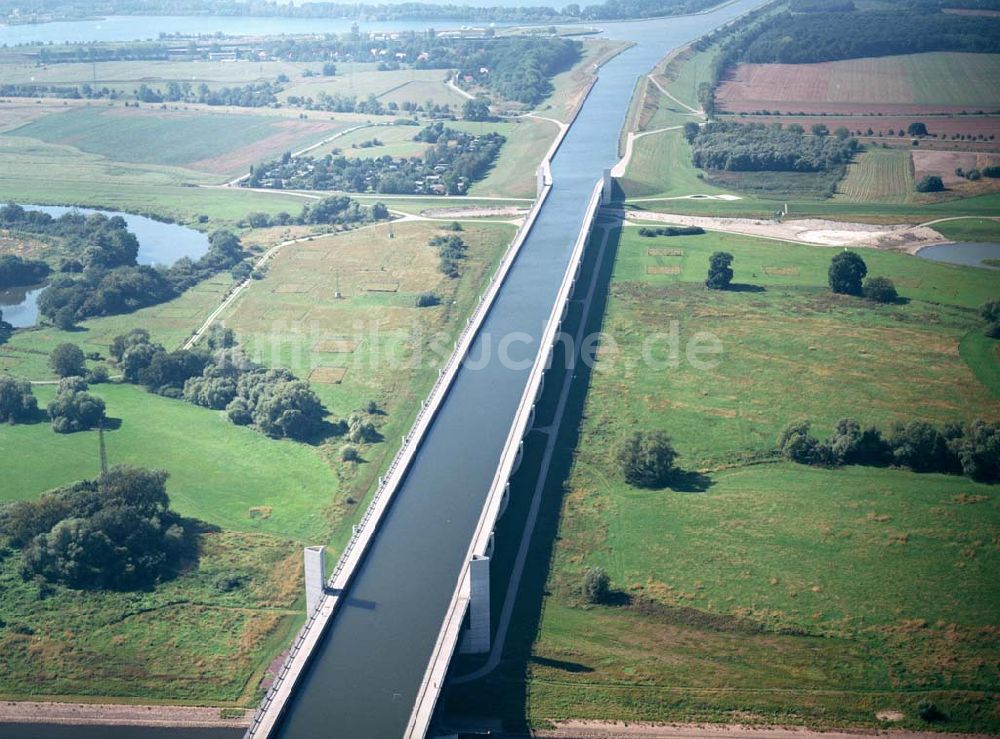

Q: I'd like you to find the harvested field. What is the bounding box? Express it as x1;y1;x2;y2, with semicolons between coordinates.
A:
646;265;681;274
835;148;914;203
188;120;344;174
912;150;1000;186
716;53;1000;114
647;248;684;256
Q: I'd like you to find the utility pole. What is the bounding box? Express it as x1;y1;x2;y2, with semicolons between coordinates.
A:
98;422;108;475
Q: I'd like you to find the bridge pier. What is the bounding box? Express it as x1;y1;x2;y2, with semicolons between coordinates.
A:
460;554;491;654
303;546;326;614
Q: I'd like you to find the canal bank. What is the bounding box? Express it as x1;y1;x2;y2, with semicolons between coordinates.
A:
263;2;767;738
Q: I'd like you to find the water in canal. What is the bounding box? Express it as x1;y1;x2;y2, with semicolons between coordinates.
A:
272;2;766;737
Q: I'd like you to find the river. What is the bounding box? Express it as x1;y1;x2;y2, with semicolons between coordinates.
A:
0;206;208;328
269;2;765;737
0;14;516;46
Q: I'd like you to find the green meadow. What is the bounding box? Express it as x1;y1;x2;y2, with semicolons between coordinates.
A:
447;223;1000;733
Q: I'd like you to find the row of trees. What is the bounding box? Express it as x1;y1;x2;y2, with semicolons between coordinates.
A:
248;124;504;195
778;417;1000;481
0;466;191;590
740;8;1000;64
429;233;468;278
687;121;859;173
240;195;390;230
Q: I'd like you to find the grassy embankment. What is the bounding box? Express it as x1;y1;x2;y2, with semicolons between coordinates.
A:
446;223;1000;733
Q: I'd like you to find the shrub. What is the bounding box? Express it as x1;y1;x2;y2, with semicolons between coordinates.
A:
828;251;867;295
617;431;677;488
952;419;1000;481
862;275;898;303
917;701;945;723
583;566;610;604
415;291;440;307
49;343;86;378
86;364;110;384
981;298;1000;324
705;251;734;290
341;445;360;462
915;175;944;193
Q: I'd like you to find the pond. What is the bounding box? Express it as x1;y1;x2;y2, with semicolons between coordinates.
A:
0;205;209;328
917;241;1000;270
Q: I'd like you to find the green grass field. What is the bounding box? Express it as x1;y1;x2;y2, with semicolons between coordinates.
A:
1;383;338;542
932;216;1000;242
836;147;914;203
447;224;1000;733
0;527;304;704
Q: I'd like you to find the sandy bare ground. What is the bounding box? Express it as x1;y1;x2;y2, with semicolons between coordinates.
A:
420;206;529;219
538;721;995;739
0;701;251;728
625;212;949;253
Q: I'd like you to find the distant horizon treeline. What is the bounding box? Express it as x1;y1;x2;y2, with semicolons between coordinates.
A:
0;0;726;26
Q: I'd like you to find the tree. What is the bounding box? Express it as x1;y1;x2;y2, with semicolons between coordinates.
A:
706;251;734;290
917;701;945;723
462;98;491;121
916;175;944;193
49;343;86;378
834;126;850;140
907;121;928;137
13;466;189;590
777;420;822;464
862;276;898;303
828;251;867;295
583;566;610;604
888;420;956;473
682;121;700;143
810;123;829;137
47;389;106;433
0;376;37;423
952;419;1000;481
110;328;151;363
617;431;677;488
322;62;337;76
827;418;888;465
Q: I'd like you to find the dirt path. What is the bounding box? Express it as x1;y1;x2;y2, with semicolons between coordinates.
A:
538;722;995;739
0;701;250;728
626;211;950;251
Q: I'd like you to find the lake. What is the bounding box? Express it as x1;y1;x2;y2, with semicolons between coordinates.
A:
0;206;209;328
918;242;1000;270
